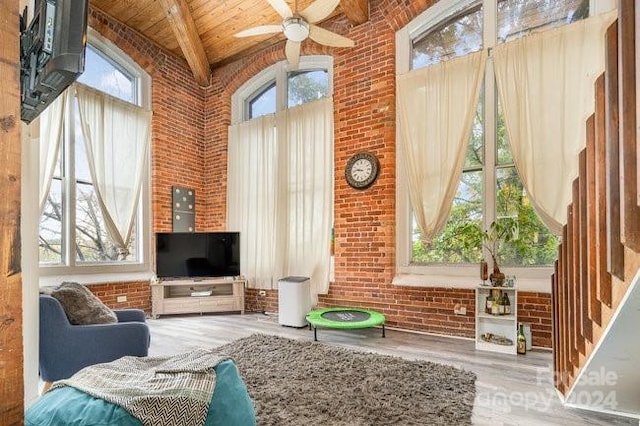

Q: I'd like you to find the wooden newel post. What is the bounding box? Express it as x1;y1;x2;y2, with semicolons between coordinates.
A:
0;0;25;423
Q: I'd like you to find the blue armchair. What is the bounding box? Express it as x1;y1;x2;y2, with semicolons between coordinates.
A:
39;294;150;384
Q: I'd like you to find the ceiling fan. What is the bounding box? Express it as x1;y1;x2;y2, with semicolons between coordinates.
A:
234;0;355;67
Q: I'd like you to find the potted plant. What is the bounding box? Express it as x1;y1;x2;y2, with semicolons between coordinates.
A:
482;220;518;286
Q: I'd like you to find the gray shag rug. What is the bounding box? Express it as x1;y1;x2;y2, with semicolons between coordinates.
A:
213;334;476;425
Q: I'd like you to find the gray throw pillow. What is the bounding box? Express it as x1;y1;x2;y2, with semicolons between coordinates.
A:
51;282;118;325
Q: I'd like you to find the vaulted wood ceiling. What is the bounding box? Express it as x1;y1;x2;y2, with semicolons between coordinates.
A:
89;0;369;86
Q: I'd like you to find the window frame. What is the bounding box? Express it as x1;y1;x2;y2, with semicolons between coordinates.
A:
394;0;612;291
39;28;153;286
231;55;333;124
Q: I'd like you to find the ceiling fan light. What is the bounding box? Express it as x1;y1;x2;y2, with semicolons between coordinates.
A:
283;17;310;42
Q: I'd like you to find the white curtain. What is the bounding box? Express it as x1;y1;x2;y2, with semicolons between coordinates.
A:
493;11;616;234
74;84;152;253
227;98;334;300
278;99;334;300
38;91;67;213
397;51;486;243
228;114;285;289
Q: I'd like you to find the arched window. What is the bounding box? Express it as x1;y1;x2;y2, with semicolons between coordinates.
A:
233;56;333;123
39;29;151;281
395;0;610;286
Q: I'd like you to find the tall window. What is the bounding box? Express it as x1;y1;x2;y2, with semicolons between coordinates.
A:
230;57;334;294
39;34;150;273
398;0;589;273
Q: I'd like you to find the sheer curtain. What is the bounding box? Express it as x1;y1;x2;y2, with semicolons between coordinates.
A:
227;98;334;299
278;98;334;300
493;11;616;234
74;84;152;253
38;91;67;213
227;114;285;289
397;51;486;243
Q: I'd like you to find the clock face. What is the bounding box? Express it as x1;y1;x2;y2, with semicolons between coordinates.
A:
345;152;379;189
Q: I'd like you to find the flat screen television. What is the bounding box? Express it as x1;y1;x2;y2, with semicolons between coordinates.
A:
155;232;241;279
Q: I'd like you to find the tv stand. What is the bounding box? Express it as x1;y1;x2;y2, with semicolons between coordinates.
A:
151;277;245;319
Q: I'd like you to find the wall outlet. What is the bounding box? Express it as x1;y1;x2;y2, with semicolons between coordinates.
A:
258;290;266;297
453;304;466;315
117;295;127;303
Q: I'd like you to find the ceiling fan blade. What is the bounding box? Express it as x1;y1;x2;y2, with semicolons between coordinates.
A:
267;0;293;19
309;24;355;48
300;0;340;24
235;25;283;38
285;40;301;68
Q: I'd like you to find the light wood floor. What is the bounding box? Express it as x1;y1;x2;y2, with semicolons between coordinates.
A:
148;312;637;426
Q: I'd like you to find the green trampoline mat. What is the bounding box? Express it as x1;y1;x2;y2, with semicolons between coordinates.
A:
306;308;385;329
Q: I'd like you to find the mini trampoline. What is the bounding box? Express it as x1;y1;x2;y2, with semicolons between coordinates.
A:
306;308;386;341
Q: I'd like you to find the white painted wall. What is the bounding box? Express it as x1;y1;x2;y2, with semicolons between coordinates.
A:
19;0;40;407
21;121;39;406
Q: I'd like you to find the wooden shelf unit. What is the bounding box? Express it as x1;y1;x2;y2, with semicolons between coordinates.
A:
152;278;245;319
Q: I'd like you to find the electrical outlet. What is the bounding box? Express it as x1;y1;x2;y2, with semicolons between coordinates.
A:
258;290;266;297
453;304;466;315
117;295;127;303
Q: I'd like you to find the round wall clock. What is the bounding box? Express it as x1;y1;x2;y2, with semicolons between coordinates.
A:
345;152;380;189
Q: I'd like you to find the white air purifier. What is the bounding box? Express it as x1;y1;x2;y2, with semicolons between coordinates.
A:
278;276;311;327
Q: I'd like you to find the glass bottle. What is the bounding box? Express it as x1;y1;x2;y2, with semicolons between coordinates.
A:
498;291;505;315
517;323;526;354
485;294;492;314
491;294;500;315
504;292;511;315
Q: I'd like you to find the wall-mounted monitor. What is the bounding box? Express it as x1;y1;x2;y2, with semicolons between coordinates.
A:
20;0;89;124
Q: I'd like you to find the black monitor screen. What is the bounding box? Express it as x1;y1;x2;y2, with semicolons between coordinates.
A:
155;232;240;278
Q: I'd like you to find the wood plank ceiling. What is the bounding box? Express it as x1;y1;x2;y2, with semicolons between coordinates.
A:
89;0;369;86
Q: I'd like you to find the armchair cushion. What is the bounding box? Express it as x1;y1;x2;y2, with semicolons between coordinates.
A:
51;282;117;325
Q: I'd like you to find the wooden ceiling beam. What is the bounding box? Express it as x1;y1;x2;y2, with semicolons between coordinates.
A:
157;0;211;86
340;0;369;25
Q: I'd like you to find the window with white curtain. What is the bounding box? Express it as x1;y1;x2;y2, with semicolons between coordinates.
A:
39;30;151;277
396;0;596;281
229;56;334;298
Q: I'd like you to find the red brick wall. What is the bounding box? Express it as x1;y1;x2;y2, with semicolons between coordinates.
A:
89;1;554;348
518;291;552;348
245;288;279;314
87;281;152;313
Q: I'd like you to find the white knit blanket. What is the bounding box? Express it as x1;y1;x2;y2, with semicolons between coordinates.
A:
51;349;229;426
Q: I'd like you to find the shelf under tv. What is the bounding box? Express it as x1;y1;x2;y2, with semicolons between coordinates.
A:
151;277;245;319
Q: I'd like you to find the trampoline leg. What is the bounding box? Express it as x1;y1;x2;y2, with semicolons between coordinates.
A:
313;327;318;342
382;324;386;338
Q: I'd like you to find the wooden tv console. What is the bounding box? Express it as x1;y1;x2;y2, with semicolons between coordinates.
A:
151;277;245;319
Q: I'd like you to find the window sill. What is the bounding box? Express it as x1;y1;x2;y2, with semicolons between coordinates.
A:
39;270;154;288
392;270;553;293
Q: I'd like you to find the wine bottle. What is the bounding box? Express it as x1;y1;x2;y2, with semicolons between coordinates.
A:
485;294;492;314
498;291;505;315
504;292;511;315
517;323;526;354
491;294;499;315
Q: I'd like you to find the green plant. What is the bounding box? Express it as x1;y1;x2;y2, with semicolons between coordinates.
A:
482;219;519;274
